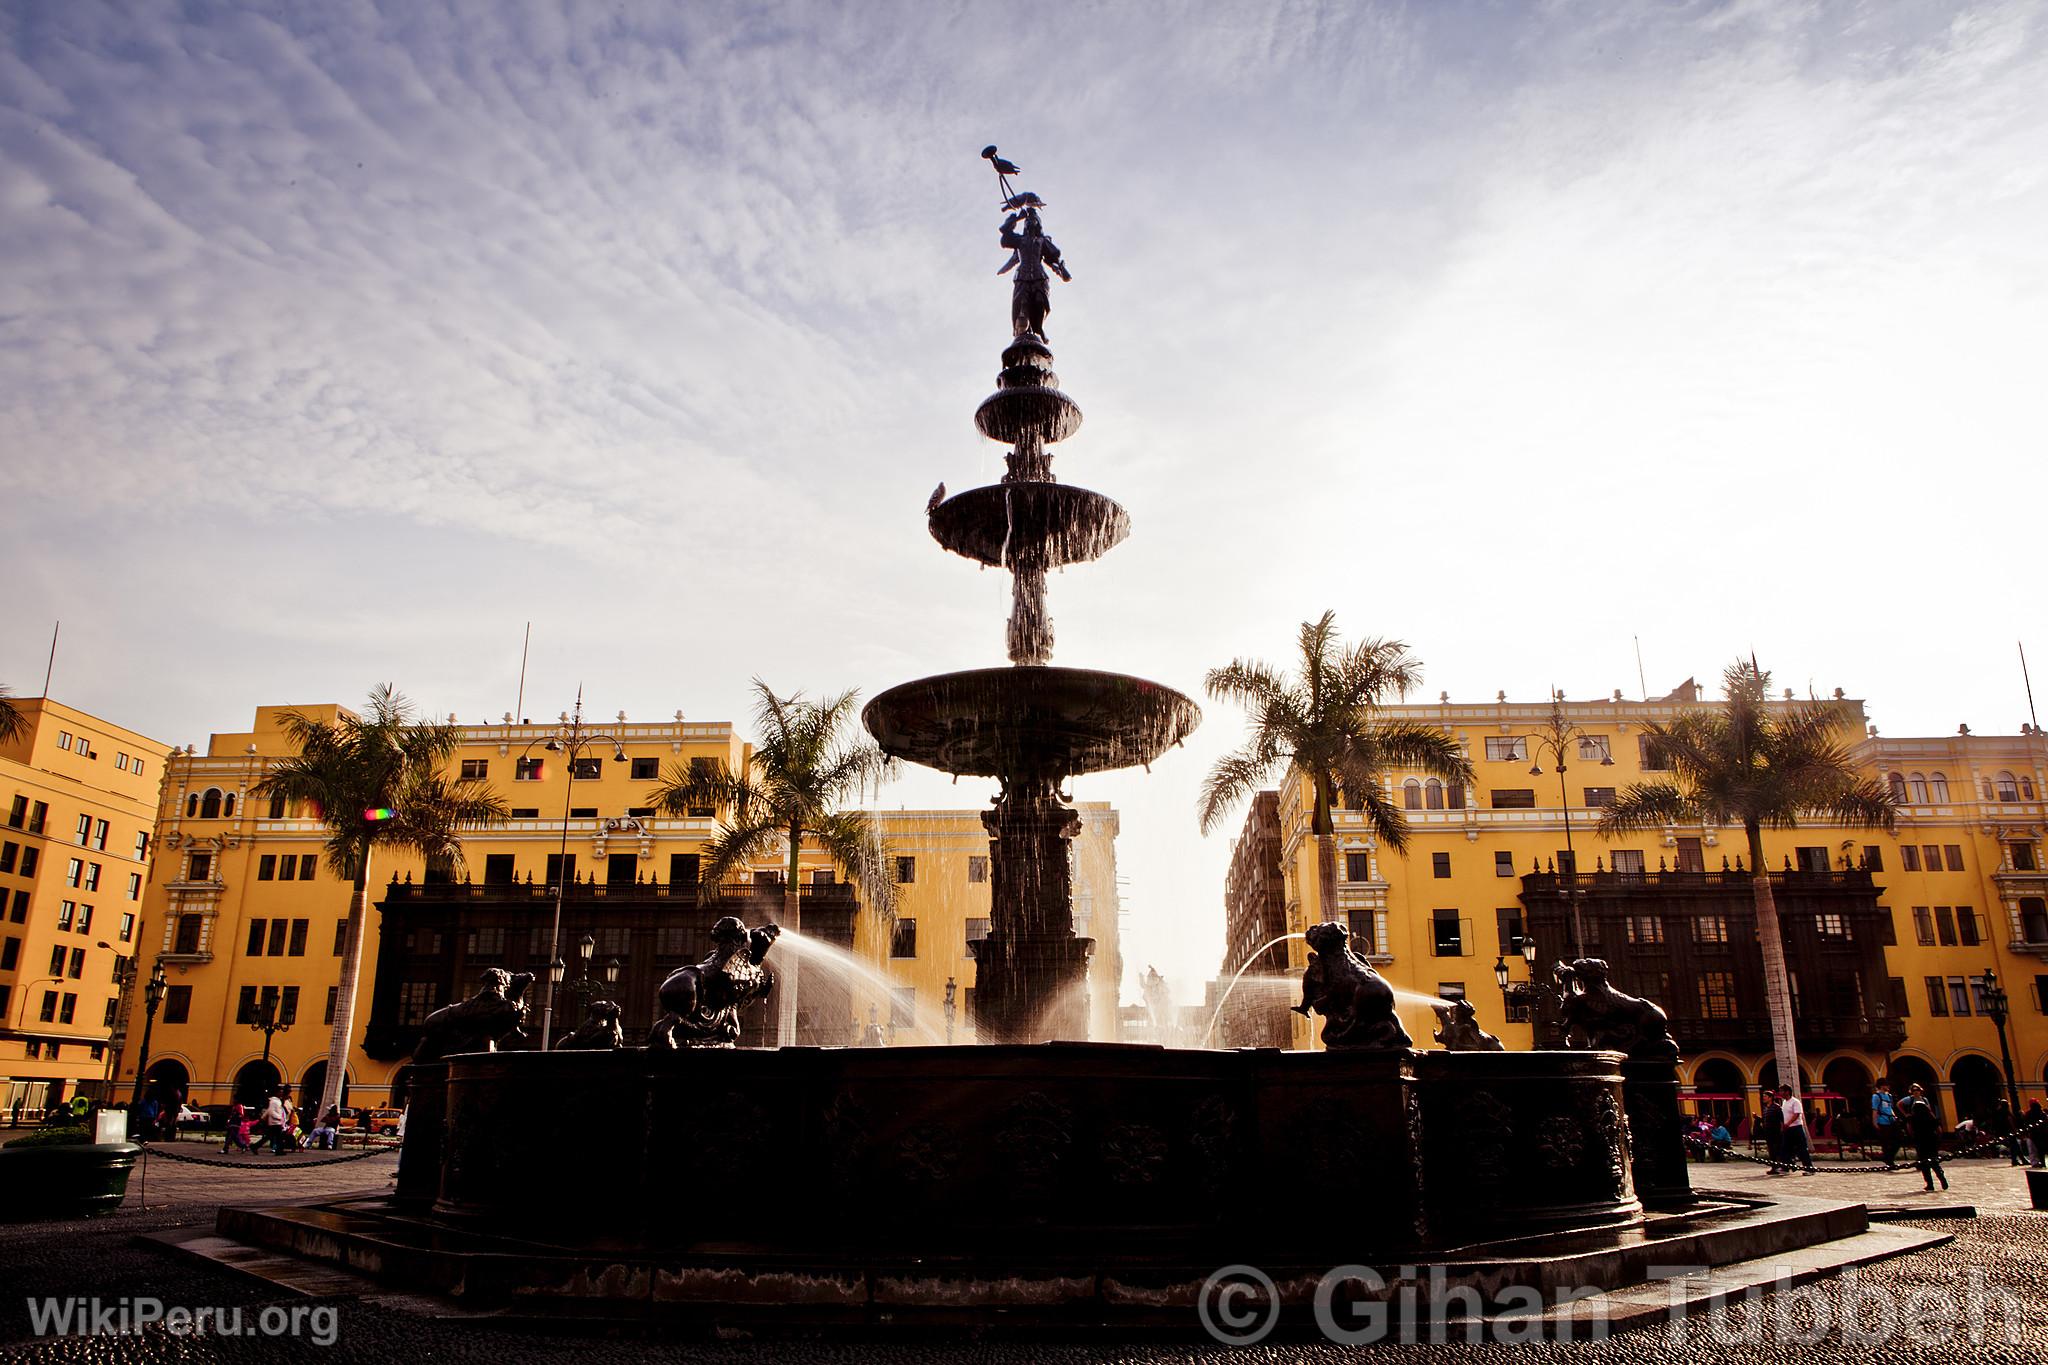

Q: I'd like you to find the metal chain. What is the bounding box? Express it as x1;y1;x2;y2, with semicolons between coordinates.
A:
138;1141;398;1169
1682;1113;2047;1175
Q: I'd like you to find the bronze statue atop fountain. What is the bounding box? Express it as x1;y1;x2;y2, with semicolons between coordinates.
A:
554;999;624;1050
1292;921;1411;1050
647;916;781;1049
1552;957;1680;1061
411;968;534;1063
1430;995;1503;1052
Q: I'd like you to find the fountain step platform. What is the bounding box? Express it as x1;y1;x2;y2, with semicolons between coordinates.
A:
205;1188;1920;1333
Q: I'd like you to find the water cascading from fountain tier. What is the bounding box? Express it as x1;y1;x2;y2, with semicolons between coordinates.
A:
863;151;1200;1044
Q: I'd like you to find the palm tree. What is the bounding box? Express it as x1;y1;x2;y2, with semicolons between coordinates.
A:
0;686;24;745
253;686;506;1116
1598;659;1895;1094
1200;613;1473;942
649;680;894;1046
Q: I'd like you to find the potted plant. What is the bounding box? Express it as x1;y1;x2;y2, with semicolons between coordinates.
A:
0;1124;142;1220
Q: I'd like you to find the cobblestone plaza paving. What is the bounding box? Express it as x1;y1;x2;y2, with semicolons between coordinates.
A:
2;1144;2045;1361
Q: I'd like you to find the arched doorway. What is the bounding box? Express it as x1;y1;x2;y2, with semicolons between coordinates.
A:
299;1060;349;1114
1687;1057;1746;1129
1820;1057;1874;1140
233;1059;281;1108
143;1059;190;1109
1888;1055;1942;1123
1950;1054;2003;1126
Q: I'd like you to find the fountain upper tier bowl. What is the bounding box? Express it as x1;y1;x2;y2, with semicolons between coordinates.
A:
864;667;1200;780
929;483;1130;569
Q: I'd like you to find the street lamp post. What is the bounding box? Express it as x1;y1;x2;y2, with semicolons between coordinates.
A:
523;688;626;1048
127;961;168;1110
1525;696;1614;959
1492;934;1542;1035
1979;968;2022;1118
559;932;621;1013
250;991;293;1076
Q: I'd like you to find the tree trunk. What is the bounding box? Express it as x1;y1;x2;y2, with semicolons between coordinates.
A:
1313;774;1340;934
1747;822;1802;1096
321;852;370;1118
772;820;802;1047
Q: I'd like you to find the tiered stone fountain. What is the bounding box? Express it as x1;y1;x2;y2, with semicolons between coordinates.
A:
863;188;1199;1041
209;152;1897;1333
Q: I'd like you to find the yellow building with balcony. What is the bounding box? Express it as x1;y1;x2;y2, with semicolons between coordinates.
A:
1;697;169;1119
118;703;1121;1110
1233;686;2048;1133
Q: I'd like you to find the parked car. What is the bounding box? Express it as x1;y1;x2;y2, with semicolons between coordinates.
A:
175;1104;210;1131
361;1108;403;1137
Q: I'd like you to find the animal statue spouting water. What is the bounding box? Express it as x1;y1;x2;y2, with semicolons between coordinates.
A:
1291;921;1411;1051
1551;957;1680;1061
413;968;534;1063
1430;995;1504;1052
647;916;781;1050
554;999;624;1051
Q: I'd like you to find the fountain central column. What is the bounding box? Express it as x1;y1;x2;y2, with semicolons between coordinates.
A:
970;783;1090;1041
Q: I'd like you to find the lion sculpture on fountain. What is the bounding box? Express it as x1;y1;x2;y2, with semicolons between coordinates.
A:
413;968;534;1063
1552;958;1680;1061
554;999;624;1051
1430;995;1503;1052
648;916;781;1050
1292;921;1411;1051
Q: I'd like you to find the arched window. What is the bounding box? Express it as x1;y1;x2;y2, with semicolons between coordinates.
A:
199;788;222;819
1997;771;2020;801
1425;779;1445;811
267;792;286;819
1887;772;1907;801
1928;772;1949;802
221;793;236;818
2026;775;2039;800
185;793;198;818
1403;779;1423;811
1907;773;1928;803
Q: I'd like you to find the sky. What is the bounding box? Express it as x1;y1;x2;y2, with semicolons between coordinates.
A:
4;1;2046;1008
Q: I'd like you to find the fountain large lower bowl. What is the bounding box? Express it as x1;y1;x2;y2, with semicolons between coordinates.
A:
864;668;1201;780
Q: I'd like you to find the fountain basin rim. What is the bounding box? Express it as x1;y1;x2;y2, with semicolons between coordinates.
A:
862;666;1201;780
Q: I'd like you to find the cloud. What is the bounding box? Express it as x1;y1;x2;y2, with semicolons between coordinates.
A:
3;0;2044;1003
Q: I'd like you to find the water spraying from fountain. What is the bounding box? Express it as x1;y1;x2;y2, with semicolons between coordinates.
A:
1200;931;1307;1045
779;931;952;1045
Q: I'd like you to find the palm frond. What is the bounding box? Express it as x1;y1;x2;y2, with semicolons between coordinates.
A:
812;809;897;922
0;686;26;745
1199;750;1277;833
693;817;782;903
1598;782;1692;835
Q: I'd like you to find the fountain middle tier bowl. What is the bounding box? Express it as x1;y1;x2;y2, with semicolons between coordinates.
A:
863;666;1200;780
929;483;1131;569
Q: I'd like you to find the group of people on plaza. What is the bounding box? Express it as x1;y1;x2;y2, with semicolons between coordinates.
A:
218;1089;343;1154
1746;1079;2046;1191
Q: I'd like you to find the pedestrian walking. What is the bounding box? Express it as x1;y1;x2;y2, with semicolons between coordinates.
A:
1899;1083;1947;1191
1759;1091;1785;1175
262;1088;291;1155
2023;1101;2045;1168
1776;1086;1816;1174
221;1101;251;1153
1870;1080;1900;1169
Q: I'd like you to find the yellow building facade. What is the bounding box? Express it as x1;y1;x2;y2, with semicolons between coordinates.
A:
118;703;1121;1109
1245;689;2048;1129
1;697;170;1119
